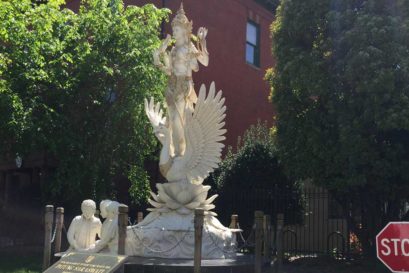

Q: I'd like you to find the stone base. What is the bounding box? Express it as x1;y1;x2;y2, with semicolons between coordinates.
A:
124;254;256;273
125;211;236;259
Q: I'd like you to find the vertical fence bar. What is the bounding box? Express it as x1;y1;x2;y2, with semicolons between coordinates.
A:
346;206;351;258
255;210;264;273
326;190;329;256
314;188;317;255
54;207;64;256
137;212;144;224
264;214;272;264
302;188;306;256
43;205;54;271
118;204;128;255
275;213;284;273
194;208;205;273
321;187;325;253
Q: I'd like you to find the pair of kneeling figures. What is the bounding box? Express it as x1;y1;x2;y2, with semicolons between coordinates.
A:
67;199;120;254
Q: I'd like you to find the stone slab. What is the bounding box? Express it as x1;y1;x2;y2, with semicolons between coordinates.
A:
45;252;128;273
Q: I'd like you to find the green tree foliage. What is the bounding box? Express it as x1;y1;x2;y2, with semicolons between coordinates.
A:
0;0;169;205
267;0;409;255
209;122;303;231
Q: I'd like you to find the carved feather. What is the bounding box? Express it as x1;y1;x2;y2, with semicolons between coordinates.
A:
183;82;226;184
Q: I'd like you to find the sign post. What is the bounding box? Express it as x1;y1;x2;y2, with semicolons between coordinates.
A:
376;222;409;273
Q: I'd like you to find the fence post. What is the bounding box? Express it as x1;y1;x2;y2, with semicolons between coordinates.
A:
275;213;284;273
194;208;205;273
54;207;64;256
255;210;264;273
229;214;239;229
42;205;54;271
264;214;272;263
137;211;144;224
118;204;128;255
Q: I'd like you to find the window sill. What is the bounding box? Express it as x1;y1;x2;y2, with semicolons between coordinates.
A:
246;62;261;70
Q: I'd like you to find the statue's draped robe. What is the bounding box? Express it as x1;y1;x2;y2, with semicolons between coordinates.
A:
93;217;118;253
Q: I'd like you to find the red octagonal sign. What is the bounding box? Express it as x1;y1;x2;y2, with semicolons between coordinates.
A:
377;222;409;272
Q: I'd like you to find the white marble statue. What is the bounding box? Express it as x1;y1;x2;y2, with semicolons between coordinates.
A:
144;82;225;214
153;3;209;157
86;200;120;253
67;199;102;252
126;4;236;259
99;199;111;219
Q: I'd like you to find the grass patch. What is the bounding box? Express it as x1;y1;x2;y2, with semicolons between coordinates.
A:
0;248;42;273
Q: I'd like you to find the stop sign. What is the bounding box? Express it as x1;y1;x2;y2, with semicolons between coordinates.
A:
377;222;409;272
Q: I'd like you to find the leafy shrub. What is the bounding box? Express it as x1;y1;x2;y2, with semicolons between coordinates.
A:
209;122;304;231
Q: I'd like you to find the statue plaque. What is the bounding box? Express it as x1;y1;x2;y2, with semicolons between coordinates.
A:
44;252;127;273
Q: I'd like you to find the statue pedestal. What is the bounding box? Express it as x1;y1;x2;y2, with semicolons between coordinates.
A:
124;254;255;273
125;211;236;259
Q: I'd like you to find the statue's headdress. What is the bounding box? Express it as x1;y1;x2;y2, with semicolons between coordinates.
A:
171;3;193;38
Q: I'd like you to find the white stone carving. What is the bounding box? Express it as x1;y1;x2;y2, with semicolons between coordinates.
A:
152;3;209;157
126;212;236;259
126;4;236;259
145;83;225;215
86;200;120;254
67;199;102;252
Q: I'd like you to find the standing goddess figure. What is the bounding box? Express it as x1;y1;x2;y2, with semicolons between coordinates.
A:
153;3;209;157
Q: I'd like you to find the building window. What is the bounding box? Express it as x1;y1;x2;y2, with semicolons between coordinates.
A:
246;21;260;67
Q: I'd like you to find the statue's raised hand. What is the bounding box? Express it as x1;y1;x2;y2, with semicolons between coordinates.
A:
160;34;172;52
144;97;166;128
144;97;168;144
197;27;208;41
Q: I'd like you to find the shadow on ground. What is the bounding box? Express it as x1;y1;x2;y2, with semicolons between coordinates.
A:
279;256;389;273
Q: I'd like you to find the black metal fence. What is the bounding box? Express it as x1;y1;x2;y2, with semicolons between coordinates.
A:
280;186;350;258
215;184;355;258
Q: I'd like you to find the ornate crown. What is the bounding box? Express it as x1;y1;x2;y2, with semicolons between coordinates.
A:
171;3;193;36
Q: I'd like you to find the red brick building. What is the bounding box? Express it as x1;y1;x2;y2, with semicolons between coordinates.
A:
66;0;275;148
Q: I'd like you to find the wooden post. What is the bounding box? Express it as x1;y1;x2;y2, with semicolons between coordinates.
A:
54;207;64;256
276;213;284;273
264;214;272;263
118;204;128;255
43;205;54;271
255;210;264;273
137;211;144;224
229;214;239;229
194;208;205;273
